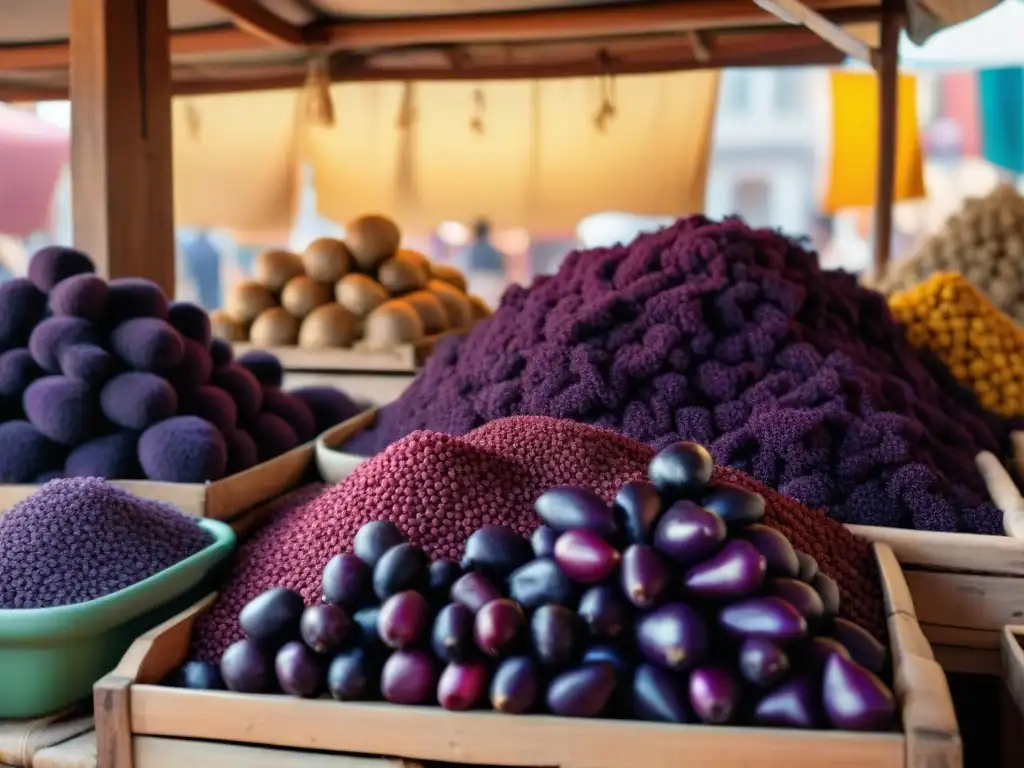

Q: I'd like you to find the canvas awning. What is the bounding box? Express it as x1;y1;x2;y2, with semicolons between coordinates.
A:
0;103;68;237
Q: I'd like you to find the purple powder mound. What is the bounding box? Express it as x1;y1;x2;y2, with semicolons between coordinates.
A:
0;420;64;482
225;428;258;475
0;278;47;349
210;338;233;369
181;385;237;435
110;317;185;372
65;431;142;479
237;350;283;387
245;412;298;462
345;216;1009;534
0;477;212;608
23;376;99;447
48;273;109;323
169;302;212;348
106;278;169;323
101;372;178;430
211;364;263;421
28;317;97;373
168;338;213;392
27;246;95;292
291;386;363;434
139;416;228;482
60;344;117;387
261;387;316;443
0;349;41;411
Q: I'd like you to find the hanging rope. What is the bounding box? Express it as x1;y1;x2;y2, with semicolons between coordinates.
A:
593;72;618;132
304;56;335;127
395;81;418;214
183;100;201;140
469;88;486;135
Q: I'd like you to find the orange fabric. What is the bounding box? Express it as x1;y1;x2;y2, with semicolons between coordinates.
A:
824;71;926;214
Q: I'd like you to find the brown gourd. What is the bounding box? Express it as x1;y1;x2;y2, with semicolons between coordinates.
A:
403;290;449;335
363;300;425;350
427;279;474;329
254;249;304;293
429;263;468;293
209;309;247;342
468;295;493;321
335;273;389;318
249;307;300;346
345;214;401;273
281;275;332;319
226;281;276;324
298;303;360;350
302;238;354;283
378;255;428;296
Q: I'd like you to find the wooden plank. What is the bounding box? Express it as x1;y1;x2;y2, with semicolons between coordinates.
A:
1002;625;1024;768
232;344;421;374
932;644;1001;676
870;0;900;280
202;0;306;46
904;571;1024;632
921;624;1000;650
752;0;874;62
93;679;132;768
33;731;97;768
133;737;414;768
68;0;175;296
846;524;1024;576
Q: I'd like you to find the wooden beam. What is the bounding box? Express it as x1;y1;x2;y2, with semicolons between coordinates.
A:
752;0;873;62
872;0;901;280
202;0;306;46
70;0;175;296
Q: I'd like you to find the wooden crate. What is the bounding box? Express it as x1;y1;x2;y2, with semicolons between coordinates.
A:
1001;625;1024;768
0;709;93;768
92;543;960;768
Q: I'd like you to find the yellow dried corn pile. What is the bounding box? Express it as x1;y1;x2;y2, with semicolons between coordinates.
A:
890;271;1024;417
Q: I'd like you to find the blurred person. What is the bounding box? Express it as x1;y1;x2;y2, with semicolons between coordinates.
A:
181;229;223;309
457;218;508;309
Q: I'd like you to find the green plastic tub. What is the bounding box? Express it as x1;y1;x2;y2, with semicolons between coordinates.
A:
0;518;235;718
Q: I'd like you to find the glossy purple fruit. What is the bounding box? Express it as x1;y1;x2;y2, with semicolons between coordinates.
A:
432;603;476;662
652;500;726;567
796;551;819;583
474;599;525;657
583;646;630;678
635;602;709;671
578;583;630;639
351;606;385;651
807;636;853;677
353;520;406;567
700;482;766;527
275;641;323;698
490;656;540;714
754;677;820;729
613;480;664;545
688;665;740;725
647;442;714;498
829;619;887;675
428;559;463;605
531;604;582;667
719;597;808;643
621;544;669;608
822;654;896;731
461;524;533;578
632;664;689;723
534;486;618;539
811;572;841;619
684;540;766;599
219;639;272;693
450;571;502;612
378;590;430;649
176;660;225;690
239;587;305;648
531;525;558;558
738;637;790;687
322;553;372;610
741;524;799;578
766;578;825;625
554;529;621;584
372;543;428;600
381;650;437;705
508;558;574;610
300;603;350;654
438;660;490;711
327;647;375;701
546;664;617;718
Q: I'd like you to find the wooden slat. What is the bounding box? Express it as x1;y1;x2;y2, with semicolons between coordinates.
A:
904;571;1024;632
871;0;900;280
203;0;307;46
752;0;874;62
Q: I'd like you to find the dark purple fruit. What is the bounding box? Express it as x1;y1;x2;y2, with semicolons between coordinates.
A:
474;599;526;657
531;525;558;558
719;597;808;643
811;572;841;619
353;520;406;567
578;584;630;640
632;664;689;723
583;646;631;678
741;524;799;578
683;540;766;599
351;606;384;651
327;647;375;701
648;442;714;498
546;664;617;718
829;619;887;675
373;543;429;600
807;636;852;677
381;650;437;705
554;529;621;584
700;482;766;527
795;551;819;583
534;486;618;539
766;578;825;625
621;544;669;608
754;677;820;729
652;500;726;567
613;480;663;545
275;640;323;698
688;665;740;725
432;603;476;663
176;660;225;690
508;558;575;610
322;553;371;610
220;639;272;693
238;587;305;648
427;559;463;605
377;590;430;649
738;637;790;687
531;604;582;668
490;656;540;714
822;654;896;731
450;571;502;612
461;524;533;578
635;602;709;671
437;660;489;711
300;603;350;654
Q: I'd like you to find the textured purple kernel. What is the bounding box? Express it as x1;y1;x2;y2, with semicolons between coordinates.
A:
210;338;233;369
139;416;228;482
27;246;94;292
100;372;178;430
110;317;186;372
60;344;116;387
225;428;259;475
106;278;169;323
0;420;64;482
211;365;263;421
245;411;298;462
237;350;283;387
65;431;142;479
0;279;47;349
291;386;364;434
28;317;97;373
23;375;99;447
168;338;213;392
181;385;238;434
0;349;41;406
48;273;108;322
169;302;212;347
261;387;316;443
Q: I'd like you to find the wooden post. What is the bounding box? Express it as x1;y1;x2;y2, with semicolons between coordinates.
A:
872;0;901;281
69;0;175;296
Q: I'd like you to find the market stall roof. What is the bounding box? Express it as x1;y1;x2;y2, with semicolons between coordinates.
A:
0;0;1005;99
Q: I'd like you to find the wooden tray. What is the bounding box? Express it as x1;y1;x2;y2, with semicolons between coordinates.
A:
92;543;960;768
1000;625;1024;768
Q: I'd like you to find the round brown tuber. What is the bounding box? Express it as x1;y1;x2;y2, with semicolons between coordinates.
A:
344;214;401;273
335;273;389;318
298;303;360;350
403;290;449;335
250;306;300;346
378;255;428;296
226;281;276;324
254;249;304;292
209;309;248;342
363;300;425;350
468;295;492;321
302;237;354;283
281;275;332;319
427;279;474;329
429;263;468;293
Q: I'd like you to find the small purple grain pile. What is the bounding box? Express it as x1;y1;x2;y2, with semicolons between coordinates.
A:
0;477;212;608
344;216;1008;534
